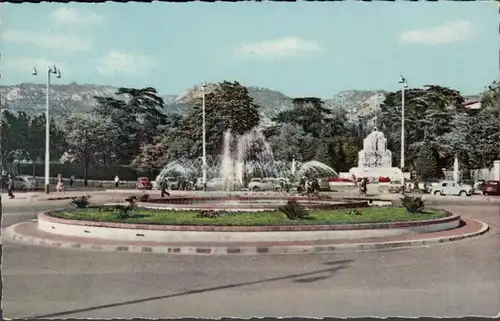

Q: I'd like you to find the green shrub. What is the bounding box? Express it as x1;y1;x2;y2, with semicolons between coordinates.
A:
69;196;91;208
279;200;310;220
345;208;362;216
114;196;137;219
401;195;425;213
197;210;220;219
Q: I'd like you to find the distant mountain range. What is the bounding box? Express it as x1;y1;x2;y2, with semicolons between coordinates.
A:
0;82;481;128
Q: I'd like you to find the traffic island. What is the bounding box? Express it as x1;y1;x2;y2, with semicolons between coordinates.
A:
2;195;489;255
3;217;489;255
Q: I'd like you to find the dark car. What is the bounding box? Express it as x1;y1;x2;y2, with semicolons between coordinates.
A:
482;180;500;196
136;177;153;190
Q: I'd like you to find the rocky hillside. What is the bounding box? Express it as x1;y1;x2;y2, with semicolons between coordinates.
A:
0;82;386;125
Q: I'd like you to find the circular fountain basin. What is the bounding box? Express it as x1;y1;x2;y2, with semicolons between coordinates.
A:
135;195;369;212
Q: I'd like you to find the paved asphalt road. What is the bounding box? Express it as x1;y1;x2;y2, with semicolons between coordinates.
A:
2;202;499;318
1;199;76;229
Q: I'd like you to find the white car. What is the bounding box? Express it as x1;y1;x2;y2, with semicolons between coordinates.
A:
156;177;180;190
430;180;473;196
206;178;242;191
248;178;282;192
14;176;38;191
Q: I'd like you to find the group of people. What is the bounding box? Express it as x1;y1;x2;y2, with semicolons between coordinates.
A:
297;177;321;197
3;173;71;199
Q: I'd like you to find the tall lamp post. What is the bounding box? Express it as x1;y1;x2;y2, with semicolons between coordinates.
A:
32;65;61;194
398;75;408;171
201;83;207;192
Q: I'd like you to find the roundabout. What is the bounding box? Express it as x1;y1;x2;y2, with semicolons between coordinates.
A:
3;193;489;255
2;192;499;318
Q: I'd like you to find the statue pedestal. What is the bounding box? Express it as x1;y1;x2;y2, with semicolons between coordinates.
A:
348;167;404;182
349;128;404;182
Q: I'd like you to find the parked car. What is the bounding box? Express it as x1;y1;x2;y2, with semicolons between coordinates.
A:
11;176;38;191
248;177;282;192
482;180;500;196
206;178;225;191
430;180;473;196
165;177;181;190
205;178;242;191
388;180;403;194
136;177;153;190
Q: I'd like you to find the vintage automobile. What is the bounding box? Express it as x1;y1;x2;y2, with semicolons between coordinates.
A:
388;180;403;194
430;180;473;196
482;180;500;196
248;177;283;192
136;177;153;190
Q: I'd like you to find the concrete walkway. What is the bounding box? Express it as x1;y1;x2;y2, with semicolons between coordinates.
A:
3;217;489;255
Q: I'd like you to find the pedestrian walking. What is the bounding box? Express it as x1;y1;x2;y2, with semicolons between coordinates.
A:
360;177;368;196
69;173;75;187
56;174;64;192
7;174;14;199
114;175;120;188
161;180;170;198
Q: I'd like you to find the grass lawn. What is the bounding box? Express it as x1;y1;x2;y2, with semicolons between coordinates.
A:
50;207;448;226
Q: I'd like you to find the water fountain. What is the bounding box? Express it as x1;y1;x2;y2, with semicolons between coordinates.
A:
156;126;339;193
296;160;338;180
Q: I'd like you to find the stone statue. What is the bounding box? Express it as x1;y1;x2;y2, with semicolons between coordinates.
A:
358;127;392;169
349;127;403;181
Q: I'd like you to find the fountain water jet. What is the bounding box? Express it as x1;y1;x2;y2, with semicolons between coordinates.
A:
296;160;338;180
156;127;340;191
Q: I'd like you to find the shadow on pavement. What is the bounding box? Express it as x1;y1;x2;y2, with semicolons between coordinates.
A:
29;259;353;318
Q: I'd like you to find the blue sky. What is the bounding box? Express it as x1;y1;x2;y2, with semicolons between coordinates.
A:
0;1;498;97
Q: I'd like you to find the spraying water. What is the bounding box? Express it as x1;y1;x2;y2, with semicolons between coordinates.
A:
453;156;459;183
296;160;338;180
156;127;339;190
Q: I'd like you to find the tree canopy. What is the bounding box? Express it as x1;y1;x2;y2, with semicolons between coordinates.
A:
3;80;499;182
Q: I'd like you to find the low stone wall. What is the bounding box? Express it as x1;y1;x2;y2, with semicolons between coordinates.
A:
38;211;460;243
135;198;369;212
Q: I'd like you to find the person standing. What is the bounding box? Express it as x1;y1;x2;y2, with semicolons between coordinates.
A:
360;177;368;196
7;174;14;199
56;174;64;192
114;175;120;188
69;173;75;188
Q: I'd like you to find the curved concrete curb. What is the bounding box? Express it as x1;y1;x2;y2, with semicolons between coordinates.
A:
37;211;460;243
40;211;459;231
2;219;490;256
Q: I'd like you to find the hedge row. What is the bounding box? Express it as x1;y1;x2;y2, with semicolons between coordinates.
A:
17;162;161;181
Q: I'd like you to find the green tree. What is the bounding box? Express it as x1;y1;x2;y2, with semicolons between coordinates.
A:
62;114;107;185
1;110;25;167
379;85;464;175
93;86;168;165
270;97;353;170
274;97;332;139
174;81;260;158
23;114;45;177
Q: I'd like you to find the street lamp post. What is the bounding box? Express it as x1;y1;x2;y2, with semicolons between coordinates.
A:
33;65;61;194
398;75;408;171
201;83;207;192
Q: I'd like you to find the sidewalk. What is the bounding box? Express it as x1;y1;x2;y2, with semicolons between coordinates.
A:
3;218;489;255
341;193;500;205
0;190;122;202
